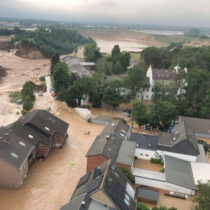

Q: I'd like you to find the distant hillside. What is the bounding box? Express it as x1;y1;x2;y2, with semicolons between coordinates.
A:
10;28;94;58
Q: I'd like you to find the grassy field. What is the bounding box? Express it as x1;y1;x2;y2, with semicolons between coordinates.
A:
130;52;141;63
0;36;11;42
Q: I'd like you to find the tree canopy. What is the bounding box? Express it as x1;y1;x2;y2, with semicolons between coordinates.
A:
84;43;102;62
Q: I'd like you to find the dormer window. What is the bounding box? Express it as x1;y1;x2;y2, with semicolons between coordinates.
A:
11;152;18;159
45;127;50;131
19;141;25;147
120;133;125;137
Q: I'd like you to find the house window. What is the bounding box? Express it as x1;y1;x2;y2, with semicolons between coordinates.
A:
140;153;143;156
55;135;59;139
39;144;44;148
145;154;149;156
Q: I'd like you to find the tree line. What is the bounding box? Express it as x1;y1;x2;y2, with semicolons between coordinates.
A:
10;27;93;58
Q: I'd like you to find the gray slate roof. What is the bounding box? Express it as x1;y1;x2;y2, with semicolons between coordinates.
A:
86;120;135;166
62;56;92;78
129;124;199;156
8;120;51;146
165;155;196;190
180;116;210;138
71;160;136;210
152;68;177;80
0;127;34;169
129;133;158;151
137;187;159;202
19;110;69;137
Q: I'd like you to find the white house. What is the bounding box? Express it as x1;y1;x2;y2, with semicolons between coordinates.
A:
129;122;203;162
138;65;187;100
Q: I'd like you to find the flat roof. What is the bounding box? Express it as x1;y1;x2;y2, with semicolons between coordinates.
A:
191;162;210;185
116;140;136;165
137;187;159;202
165;155;196;190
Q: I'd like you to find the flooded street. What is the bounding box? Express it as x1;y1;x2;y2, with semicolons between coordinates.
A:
0;93;104;210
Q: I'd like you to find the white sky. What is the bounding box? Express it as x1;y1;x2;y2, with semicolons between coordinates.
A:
1;0;210;26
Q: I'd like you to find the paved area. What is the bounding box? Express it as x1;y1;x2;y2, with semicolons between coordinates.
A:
45;75;52;93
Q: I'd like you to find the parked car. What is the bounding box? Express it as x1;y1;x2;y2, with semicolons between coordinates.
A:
145;124;151;130
38;91;43;96
52;92;57;97
122;108;131;114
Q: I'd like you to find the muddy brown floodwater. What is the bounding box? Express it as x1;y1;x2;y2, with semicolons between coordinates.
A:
0;93;104;210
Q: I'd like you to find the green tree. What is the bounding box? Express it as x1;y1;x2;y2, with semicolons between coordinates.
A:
103;87;122;109
132;99;148;126
97;60;113;75
184;69;210;117
149;101;178;130
52;62;71;93
200;90;210;118
123;65;147;99
51;53;60;72
112;45;120;57
113;61;124;74
23;96;33;113
137;202;150;210
193;181;210;210
21;81;35;102
92;91;102;108
84;43;101;62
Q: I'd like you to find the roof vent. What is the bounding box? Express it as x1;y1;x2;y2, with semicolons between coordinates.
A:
3;133;10;144
112;123;115;127
106;135;110;140
81;201;86;206
148;143;152;147
136;144;139;148
173;137;176;141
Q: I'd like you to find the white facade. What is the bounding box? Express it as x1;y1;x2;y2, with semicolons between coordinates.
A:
135;148;197;162
138;65;187;100
134;175;195;196
132;167;195;196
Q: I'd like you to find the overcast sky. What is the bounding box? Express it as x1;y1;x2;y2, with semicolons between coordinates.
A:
0;0;210;27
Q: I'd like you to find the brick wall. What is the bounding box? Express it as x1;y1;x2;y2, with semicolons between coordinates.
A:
115;163;131;171
87;156;131;172
87;155;107;172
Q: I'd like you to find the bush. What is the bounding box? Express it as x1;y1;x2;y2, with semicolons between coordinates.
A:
150;158;162;164
39;76;45;81
21;110;27;115
80;104;90;109
9;91;22;103
137;202;150;210
120;168;134;183
160;168;165;173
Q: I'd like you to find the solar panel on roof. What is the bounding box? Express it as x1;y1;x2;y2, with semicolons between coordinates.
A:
76;172;91;188
105;179;130;210
86;175;103;194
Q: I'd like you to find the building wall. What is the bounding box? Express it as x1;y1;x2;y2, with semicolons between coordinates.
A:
52;132;67;148
115;163;131;171
0;158;23;189
87;155;107;172
91;190;114;208
135;148;197;162
36;143;51;158
135;176;195;196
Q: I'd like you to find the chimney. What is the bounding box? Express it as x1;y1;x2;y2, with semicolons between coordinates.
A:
81;201;86;207
3;133;10;144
